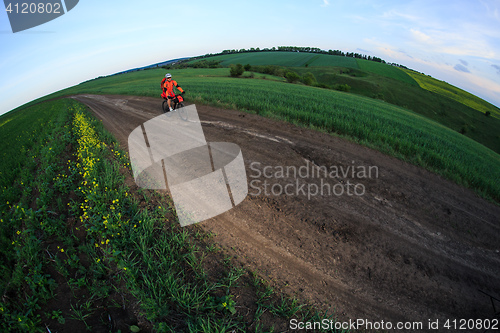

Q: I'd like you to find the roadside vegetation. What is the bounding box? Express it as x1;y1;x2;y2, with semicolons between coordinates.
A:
1;99;345;332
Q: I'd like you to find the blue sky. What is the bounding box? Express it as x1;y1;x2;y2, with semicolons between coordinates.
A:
1;0;500;115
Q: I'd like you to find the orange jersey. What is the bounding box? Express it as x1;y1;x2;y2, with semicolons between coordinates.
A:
162;79;184;97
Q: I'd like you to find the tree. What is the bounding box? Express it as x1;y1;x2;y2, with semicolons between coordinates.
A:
334;83;351;92
230;63;244;77
302;72;317;86
244;64;252;71
285;71;300;83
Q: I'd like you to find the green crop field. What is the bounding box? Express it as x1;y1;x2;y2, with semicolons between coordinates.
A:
402;69;500;118
184;52;500;154
291;66;500;153
191;52;499;123
189;51;359;68
355;59;418;86
17;68;500;203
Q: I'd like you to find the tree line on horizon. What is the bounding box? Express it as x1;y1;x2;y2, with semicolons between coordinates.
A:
191;46;408;68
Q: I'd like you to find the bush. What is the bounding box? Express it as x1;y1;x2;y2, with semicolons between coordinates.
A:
230;64;244;77
302;72;317;86
285;71;300;83
315;83;330;89
334;83;351;92
244;64;252;71
253;65;285;77
263;65;275;75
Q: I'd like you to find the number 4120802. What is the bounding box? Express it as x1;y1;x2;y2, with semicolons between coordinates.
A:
5;2;62;14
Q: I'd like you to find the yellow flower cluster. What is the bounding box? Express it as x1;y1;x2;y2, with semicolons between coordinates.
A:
72;112;104;229
72;110;130;243
73;111;103;183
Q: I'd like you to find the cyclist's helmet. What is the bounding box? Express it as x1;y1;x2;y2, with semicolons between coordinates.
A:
165;73;172;79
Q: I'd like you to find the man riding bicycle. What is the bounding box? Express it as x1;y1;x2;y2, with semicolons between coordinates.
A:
161;73;184;112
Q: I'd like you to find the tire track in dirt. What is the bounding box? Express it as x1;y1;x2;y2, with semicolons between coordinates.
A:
73;94;500;331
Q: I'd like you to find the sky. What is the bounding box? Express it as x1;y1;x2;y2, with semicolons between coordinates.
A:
1;0;500;116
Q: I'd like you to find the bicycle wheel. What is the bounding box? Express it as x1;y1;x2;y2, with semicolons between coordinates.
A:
162;100;169;113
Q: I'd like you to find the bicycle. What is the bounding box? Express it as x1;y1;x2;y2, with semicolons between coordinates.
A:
162;93;187;121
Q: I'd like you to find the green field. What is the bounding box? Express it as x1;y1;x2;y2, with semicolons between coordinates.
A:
189;51;360;68
186;52;500;154
293;66;500;153
0;101;66;205
403;69;500;118
15;67;500;203
355;59;418;86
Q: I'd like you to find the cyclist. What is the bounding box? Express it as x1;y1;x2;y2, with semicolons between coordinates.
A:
161;73;184;112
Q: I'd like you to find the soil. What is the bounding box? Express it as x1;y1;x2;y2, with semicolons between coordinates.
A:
73;94;500;332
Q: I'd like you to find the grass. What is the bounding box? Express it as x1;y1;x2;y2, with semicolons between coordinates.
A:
183;52;500;153
188;51;500;119
1;98;346;332
289;66;500;153
186;76;500;202
355;58;418;86
13;67;500;203
402;68;500;118
188;51;360;68
1;100;76;331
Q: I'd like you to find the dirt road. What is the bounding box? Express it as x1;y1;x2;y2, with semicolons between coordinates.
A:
73;94;500;331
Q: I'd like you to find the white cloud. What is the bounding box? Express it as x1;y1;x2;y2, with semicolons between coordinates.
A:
381;10;422;24
480;0;500;22
410;29;432;43
364;38;415;62
404;26;498;59
321;0;330;7
370;2;500;60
